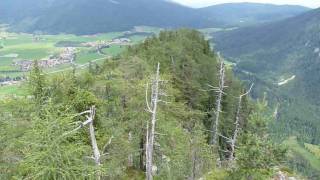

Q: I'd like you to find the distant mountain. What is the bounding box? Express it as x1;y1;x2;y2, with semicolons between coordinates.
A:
0;0;310;35
213;8;320;144
199;3;310;27
0;0;218;35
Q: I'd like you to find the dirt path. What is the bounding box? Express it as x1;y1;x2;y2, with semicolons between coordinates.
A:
278;75;296;86
45;56;110;75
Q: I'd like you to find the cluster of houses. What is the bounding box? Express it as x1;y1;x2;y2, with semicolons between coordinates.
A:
13;47;76;71
81;38;131;48
0;80;20;86
11;37;132;72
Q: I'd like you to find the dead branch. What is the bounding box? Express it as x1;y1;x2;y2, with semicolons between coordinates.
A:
229;83;254;162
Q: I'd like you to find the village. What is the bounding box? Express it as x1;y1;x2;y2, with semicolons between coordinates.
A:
81;37;131;49
12;47;77;71
12;37;132;72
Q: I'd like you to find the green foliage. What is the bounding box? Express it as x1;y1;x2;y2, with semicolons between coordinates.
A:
232;134;286;179
0;0;308;35
0;29;288;179
284;137;320;178
214;8;320;144
225;99;286;179
71;89;99;112
28;60;47;104
305;143;320;159
16;104;96;179
205;169;229;180
214;7;320;176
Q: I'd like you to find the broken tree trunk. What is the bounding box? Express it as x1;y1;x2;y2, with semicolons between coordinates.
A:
146;63;161;180
211;54;226;145
63;106;114;180
88;106;101;166
190;137;198;180
229;84;254;163
128;131;133;167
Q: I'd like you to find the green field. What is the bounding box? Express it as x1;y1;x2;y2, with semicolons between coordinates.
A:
0;26;162;96
0;29;156;78
0;83;28;97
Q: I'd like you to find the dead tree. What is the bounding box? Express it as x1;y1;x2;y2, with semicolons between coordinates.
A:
64;106;113;179
190;137;198;180
229;84;254;163
145;63;161;180
87;106;101;166
128;131;133;167
273;103;280;120
210;54;226;145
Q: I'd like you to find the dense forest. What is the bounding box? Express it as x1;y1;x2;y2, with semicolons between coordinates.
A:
213;8;320;177
0;0;309;34
1;30;287;179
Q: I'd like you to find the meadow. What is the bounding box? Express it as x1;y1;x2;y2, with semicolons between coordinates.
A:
0;27;154;74
0;26;158;96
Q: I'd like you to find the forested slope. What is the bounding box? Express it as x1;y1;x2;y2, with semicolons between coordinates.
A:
199;3;309;27
0;30;286;179
0;0;309;35
213;8;320;178
0;0;218;35
213;8;320;144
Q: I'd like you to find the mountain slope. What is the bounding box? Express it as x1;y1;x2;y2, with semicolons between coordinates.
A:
0;0;219;35
213;8;320;144
0;0;310;35
199;3;310;27
0;29;286;179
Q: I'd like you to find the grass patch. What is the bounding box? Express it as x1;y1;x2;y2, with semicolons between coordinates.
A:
101;45;124;56
0;83;28;97
283;137;320;172
305;143;320;159
76;51;105;64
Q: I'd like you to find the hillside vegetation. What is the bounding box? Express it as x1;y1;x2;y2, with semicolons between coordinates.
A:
0;0;309;35
213;7;320;178
213;7;320;142
0;30;286;179
199;3;309;27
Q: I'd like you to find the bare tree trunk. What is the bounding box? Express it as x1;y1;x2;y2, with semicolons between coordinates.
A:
229;97;241;163
229;84;253;162
63;106;104;179
273;103;280;120
146;123;149;174
128;131;133;167
140;135;145;170
146;63;161;180
190;138;197;180
211;55;226;145
87;106;101;166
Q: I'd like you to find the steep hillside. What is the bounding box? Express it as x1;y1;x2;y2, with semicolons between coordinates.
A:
0;0;310;35
284;137;320;178
0;0;218;35
0;29;286;179
199;3;310;27
213;8;320;144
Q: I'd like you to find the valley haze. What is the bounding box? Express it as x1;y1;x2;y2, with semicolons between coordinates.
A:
171;0;320;8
